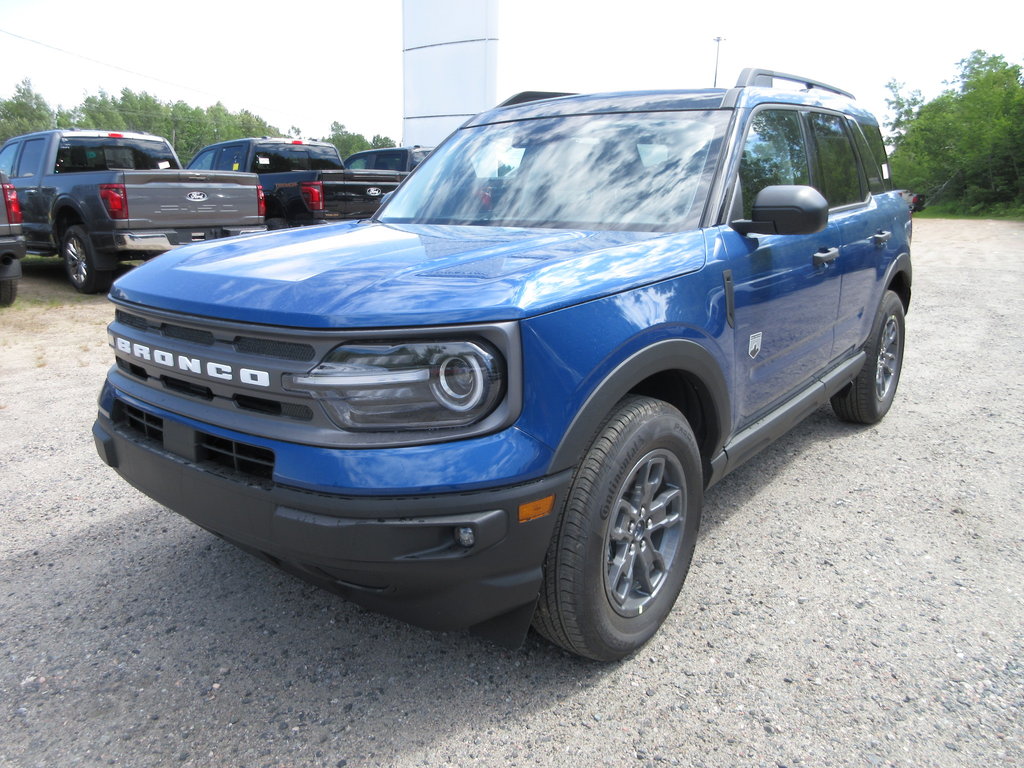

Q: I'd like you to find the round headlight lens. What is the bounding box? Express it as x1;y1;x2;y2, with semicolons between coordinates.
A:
433;354;484;412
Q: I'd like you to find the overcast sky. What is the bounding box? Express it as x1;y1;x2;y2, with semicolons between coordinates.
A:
0;0;1019;144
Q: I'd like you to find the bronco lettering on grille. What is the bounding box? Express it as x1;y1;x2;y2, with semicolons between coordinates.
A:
110;334;271;388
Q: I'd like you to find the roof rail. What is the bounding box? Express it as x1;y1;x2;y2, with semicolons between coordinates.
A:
735;68;855;100
498;91;576;107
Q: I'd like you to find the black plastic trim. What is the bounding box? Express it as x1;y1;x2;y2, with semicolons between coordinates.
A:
710;352;866;486
549;339;731;476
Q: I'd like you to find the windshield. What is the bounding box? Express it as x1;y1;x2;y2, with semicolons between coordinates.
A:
380;111;727;231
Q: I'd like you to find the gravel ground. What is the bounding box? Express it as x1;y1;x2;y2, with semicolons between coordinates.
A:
1;218;1022;767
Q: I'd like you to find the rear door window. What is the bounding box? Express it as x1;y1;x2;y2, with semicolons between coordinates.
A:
808;113;865;207
15;138;47;177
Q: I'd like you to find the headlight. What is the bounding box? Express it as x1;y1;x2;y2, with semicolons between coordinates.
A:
284;340;505;431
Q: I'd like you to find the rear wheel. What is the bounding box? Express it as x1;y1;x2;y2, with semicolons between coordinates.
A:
534;396;703;661
831;290;905;424
62;225;112;294
0;278;16;307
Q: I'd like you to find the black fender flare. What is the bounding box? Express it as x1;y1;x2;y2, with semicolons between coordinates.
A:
884;251;913;309
548;338;731;478
50;196;88;245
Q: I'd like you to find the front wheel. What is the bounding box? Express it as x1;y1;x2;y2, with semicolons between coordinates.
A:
533;396;703;661
61;225;112;294
831;290;905;424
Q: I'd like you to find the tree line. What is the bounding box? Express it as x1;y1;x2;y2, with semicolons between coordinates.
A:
0;80;395;164
886;51;1024;216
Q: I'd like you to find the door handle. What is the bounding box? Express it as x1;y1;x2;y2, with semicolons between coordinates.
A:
813;247;839;267
872;230;892;247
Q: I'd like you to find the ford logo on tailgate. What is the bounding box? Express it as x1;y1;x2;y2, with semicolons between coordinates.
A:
186;191;208;202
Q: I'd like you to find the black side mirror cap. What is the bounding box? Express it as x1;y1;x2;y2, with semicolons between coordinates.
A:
731;185;829;236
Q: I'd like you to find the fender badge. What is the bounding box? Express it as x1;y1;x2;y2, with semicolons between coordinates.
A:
748;332;763;359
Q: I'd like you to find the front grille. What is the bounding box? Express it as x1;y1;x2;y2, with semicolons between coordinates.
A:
162;324;214;346
235;336;315;361
116;402;164;443
113;400;276;484
197;432;275;479
116;310;149;331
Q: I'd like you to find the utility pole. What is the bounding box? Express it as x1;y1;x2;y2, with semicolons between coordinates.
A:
713;37;725;87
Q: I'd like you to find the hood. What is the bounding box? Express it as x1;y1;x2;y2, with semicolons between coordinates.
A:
110;221;707;328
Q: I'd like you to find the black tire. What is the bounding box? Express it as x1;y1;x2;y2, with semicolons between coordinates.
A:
61;225;112;294
0;278;16;307
265;217;289;230
831;290;905;424
534;396;703;661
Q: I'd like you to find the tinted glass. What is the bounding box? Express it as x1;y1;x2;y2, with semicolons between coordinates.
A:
253;144;343;173
16;138;47;176
849;120;887;195
0;142;18;176
808;113;864;207
188;148;216;170
54;137;180;173
380;112;727;232
216;144;247;172
739;110;809;218
367;151;404;171
859;121;892;192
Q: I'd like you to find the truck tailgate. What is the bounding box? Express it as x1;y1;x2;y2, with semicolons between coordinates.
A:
321;169;402;220
120;170;263;228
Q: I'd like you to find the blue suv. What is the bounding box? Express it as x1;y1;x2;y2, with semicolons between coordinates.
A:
93;69;912;660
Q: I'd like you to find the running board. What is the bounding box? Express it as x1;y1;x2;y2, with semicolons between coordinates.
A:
708;352;866;486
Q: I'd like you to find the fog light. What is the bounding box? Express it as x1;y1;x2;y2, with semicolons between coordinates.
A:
455;526;475;548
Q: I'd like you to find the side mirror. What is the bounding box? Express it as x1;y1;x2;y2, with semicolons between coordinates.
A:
731;185;828;236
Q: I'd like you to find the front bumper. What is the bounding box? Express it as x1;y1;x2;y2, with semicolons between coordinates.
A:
92;399;570;644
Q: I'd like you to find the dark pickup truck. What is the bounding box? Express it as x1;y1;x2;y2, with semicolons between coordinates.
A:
1;170;26;306
0;130;266;293
187;138;403;229
344;145;432;173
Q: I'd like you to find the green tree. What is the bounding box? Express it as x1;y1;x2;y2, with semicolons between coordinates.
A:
888;51;1024;214
322;122;373;158
0;80;55;141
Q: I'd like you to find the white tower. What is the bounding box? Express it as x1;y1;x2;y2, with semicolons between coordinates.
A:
402;0;499;147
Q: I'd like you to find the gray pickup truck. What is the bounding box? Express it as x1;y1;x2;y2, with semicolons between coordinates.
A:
0;130;266;293
1;170;26;306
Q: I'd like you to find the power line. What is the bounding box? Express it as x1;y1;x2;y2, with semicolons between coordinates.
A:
0;27;219;100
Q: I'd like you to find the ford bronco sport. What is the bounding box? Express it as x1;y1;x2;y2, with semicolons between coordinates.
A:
93;69;912;660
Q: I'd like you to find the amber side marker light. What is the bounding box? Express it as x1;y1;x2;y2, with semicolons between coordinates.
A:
518;495;555;523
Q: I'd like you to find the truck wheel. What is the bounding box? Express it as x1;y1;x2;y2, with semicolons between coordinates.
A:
831;290;905;424
61;225;112;294
534;396;702;661
0;278;16;307
265;218;288;230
